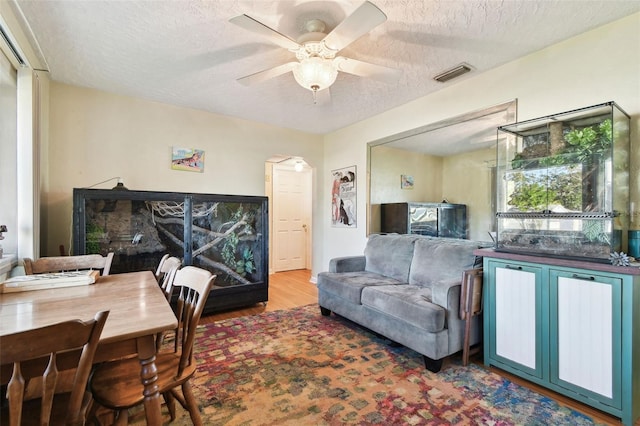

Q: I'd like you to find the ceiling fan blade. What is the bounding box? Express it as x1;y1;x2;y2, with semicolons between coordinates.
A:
229;15;301;50
322;1;387;51
237;62;298;86
334;57;400;83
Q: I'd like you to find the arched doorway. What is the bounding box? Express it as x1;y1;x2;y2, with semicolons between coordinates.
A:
265;156;312;273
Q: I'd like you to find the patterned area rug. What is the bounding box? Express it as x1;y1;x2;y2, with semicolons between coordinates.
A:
132;304;605;425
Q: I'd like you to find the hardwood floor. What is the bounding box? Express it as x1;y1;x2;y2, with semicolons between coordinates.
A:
200;269;317;323
199;269;626;425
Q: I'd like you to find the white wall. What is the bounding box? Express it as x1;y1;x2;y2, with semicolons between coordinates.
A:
320;13;640;274
45;83;324;263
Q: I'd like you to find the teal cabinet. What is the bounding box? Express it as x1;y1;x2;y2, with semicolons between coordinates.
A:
482;252;640;425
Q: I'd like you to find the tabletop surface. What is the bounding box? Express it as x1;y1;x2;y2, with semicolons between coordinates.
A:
0;271;177;343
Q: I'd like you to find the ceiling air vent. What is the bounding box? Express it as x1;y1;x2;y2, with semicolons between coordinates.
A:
433;63;472;83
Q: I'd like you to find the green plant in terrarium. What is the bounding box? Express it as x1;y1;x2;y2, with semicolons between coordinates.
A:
509;119;612;212
565;118;612;211
511;119;612;169
511;153;531;170
221;230;239;264
548;167;582;211
508;172;557;211
239;247;255;275
538;154;567;167
583;220;610;244
564;119;612;163
509;182;550;211
221;233;256;276
509;171;582;213
220;205;257;278
86;222;105;254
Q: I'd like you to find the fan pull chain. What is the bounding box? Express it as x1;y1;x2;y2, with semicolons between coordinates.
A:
311;85;319;104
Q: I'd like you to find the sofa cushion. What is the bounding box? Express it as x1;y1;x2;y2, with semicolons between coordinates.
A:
364;234;418;282
361;285;445;333
317;271;406;304
408;238;478;287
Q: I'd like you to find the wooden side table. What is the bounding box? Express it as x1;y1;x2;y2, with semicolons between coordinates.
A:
459;268;483;366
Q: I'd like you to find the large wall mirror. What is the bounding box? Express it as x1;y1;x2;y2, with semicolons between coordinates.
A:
367;100;517;242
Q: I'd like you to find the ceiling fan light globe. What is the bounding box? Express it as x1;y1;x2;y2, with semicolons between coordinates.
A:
293;57;338;92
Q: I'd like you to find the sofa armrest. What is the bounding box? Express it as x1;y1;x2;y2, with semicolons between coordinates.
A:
430;278;462;309
431;276;480;354
329;256;366;273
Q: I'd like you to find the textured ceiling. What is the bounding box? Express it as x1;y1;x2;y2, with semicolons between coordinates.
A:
12;0;640;134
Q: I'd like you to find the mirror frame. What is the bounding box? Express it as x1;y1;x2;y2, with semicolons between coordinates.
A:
366;99;518;237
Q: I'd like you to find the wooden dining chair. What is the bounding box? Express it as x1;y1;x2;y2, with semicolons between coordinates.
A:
153;255;182;352
154;254;182;301
0;311;109;426
89;266;215;426
23;253;115;276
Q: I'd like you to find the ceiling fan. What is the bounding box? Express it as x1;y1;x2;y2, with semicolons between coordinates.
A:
229;1;400;103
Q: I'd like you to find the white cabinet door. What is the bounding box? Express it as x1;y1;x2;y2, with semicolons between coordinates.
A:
489;261;543;378
549;269;622;409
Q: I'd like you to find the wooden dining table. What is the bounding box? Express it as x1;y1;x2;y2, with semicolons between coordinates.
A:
0;270;177;425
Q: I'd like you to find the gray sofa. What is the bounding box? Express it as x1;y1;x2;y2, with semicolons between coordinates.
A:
317;233;485;372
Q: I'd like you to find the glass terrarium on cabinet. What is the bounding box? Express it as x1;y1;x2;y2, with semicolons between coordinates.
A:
495;102;630;262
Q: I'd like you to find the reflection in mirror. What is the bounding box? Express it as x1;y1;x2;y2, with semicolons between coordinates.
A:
367;100;517;242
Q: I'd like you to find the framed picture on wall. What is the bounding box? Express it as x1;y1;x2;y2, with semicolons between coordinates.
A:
171;147;205;173
401;175;414;189
331;165;356;228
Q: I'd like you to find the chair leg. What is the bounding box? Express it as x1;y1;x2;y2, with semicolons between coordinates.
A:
164;391;176;421
462;316;472;366
114;409;129;426
86;399;99;425
170;387;187;408
181;381;203;426
86;400;114;426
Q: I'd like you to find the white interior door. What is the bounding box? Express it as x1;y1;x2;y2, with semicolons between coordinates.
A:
272;165;311;272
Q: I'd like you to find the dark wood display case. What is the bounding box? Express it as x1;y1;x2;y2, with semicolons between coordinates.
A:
72;188;268;314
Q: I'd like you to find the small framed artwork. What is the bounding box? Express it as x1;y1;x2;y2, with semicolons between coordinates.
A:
401;175;414;189
171;147;205;173
331;165;357;228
